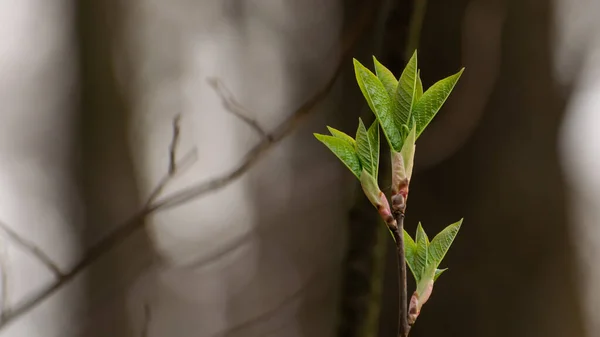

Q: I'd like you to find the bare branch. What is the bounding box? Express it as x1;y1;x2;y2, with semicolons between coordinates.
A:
0;221;63;278
0;1;377;330
146;114;199;207
168;114;182;175
207;78;270;141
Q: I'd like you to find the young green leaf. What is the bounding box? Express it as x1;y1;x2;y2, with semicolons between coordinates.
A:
355;118;378;178
404;229;419;279
414;222;429;281
413;68;464;138
433;268;447;282
394;51;419;131
400;124;416;184
314;134;362;179
367;119;380;179
353;59;402;150
415;262;436;310
360;169;382;209
326;126;355;145
373;56;398;98
415;70;424;102
428;218;462;268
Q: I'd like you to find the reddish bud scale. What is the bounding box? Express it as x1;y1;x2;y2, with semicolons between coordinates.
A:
376;192;395;225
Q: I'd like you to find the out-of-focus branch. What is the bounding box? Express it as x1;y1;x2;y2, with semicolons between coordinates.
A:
0;1;377;331
145;114;198;207
0;114;196;330
207;79;270;141
0;221;63;278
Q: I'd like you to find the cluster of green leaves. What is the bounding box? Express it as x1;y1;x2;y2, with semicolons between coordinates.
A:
314;119;380;181
314;51;464;309
404;219;462;287
314;51;463;187
355;51;463;152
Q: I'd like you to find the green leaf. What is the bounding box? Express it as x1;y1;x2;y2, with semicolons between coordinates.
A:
394;51;419;131
415;70;424;102
428;218;462;268
326;126;355;145
314;133;362;179
414;222;429;281
373;56;398;98
360;169;382;209
367;119;380;179
400;124;416;183
353;59;402;150
434;268;447;282
415;262;437;308
404;229;419;280
355;118;377;178
413;68;464;138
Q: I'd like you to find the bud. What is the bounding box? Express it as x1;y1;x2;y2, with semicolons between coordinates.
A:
391;151;407;196
409;263;436;324
391;126;416;202
360;169;394;224
360;169;381;207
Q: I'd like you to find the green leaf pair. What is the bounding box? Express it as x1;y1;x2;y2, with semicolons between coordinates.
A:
354;51;463;152
404;219;462;284
314;119;380;180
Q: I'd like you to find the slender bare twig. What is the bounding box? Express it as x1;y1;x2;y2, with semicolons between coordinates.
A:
141;303;152;337
0;2;376;330
168;114;182;175
0;221;63;278
207;79;270;141
145;114;198;207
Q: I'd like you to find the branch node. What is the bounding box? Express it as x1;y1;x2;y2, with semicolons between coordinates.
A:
0;221;63;278
207;77;270;140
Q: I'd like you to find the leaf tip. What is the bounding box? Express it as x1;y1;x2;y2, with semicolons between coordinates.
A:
455;218;464;230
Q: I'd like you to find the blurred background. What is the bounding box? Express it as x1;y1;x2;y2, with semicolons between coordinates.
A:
0;0;599;336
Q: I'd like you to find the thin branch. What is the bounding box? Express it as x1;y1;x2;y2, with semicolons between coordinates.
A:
207;78;270;141
168;114;182;175
145;4;376;213
145;114;198;207
391;212;410;337
0;2;376;330
0;221;63;278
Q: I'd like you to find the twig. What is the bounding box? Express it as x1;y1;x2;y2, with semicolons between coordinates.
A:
145;114;198;207
207;79;270;141
168;114;182;175
0;2;376;330
145;0;376;212
0;221;63;278
391;212;410;337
